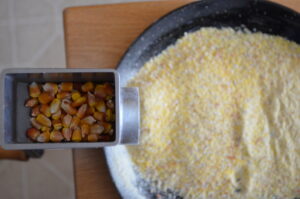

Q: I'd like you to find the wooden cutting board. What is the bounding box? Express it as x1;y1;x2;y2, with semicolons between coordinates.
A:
63;1;300;198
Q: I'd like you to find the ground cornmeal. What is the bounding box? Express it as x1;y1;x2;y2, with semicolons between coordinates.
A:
127;28;300;199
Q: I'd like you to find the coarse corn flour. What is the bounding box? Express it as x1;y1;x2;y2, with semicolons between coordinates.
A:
127;28;300;199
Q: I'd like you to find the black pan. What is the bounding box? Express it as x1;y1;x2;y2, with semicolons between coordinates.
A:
117;0;300;86
105;0;300;198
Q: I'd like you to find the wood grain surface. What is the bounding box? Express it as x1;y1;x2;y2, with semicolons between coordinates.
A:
64;1;300;199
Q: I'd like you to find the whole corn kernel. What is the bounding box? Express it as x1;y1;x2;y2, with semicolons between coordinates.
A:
43;83;58;95
88;134;98;142
62;128;72;141
93;112;105;121
60;82;73;92
26;128;40;141
38;92;54;104
25;98;38;107
29;82;41;97
56;91;71;99
71;96;87;108
53;120;62;130
61;99;77;115
102;122;112;134
106;99;114;109
30;118;42;130
94;84;106;98
81;123;90;138
31;105;40;117
50;130;64;142
36;114;51;127
52;109;61;120
41;126;51;132
95;100;106;113
72;127;82;142
50;99;61;114
71;91;81;101
95;84;114;98
105;109;113;122
81;82;94;92
40;104;51;117
87;106;95;115
81;116;96;125
77;104;87;118
87;92;96;107
70;116;80;130
37;131;50;142
62;114;72;128
103;83;114;96
90;124;104;134
29;82;41;98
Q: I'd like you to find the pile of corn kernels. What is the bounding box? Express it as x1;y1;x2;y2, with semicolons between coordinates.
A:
25;81;115;142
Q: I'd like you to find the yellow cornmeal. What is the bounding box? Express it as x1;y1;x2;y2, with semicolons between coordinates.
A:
127;28;300;199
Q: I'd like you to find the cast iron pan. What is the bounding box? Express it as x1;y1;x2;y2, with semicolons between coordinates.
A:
105;0;300;198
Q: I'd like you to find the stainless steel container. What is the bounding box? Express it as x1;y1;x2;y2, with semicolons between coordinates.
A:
0;68;140;149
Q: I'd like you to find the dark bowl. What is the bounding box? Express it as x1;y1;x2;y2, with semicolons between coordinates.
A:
117;0;300;86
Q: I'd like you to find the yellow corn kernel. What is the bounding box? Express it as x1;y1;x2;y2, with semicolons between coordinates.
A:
29;82;41;98
38;92;54;104
94;84;106;98
70;116;80;130
26;128;40;141
95;100;106;113
76;104;87;118
105;109;113;122
43;83;58;95
88;134;98;142
60;82;73;92
61;99;77;115
87;92;96;107
53;120;62;130
102;122;112;134
71;91;81;101
81;116;96;125
41;126;51;132
71;96;87;108
50;98;61;114
37;131;50;143
40;104;51;117
62;128;72;141
93;112;105;121
62;114;72;128
81;123;90;138
56;91;71;99
87;106;95;115
25;98;38;107
95;83;114;98
31;105;40;117
30;118;42;130
90;124;104;134
81;82;94;92
103;83;114;96
72;127;82;142
50;130;64;142
36;114;51;127
52;109;61;120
